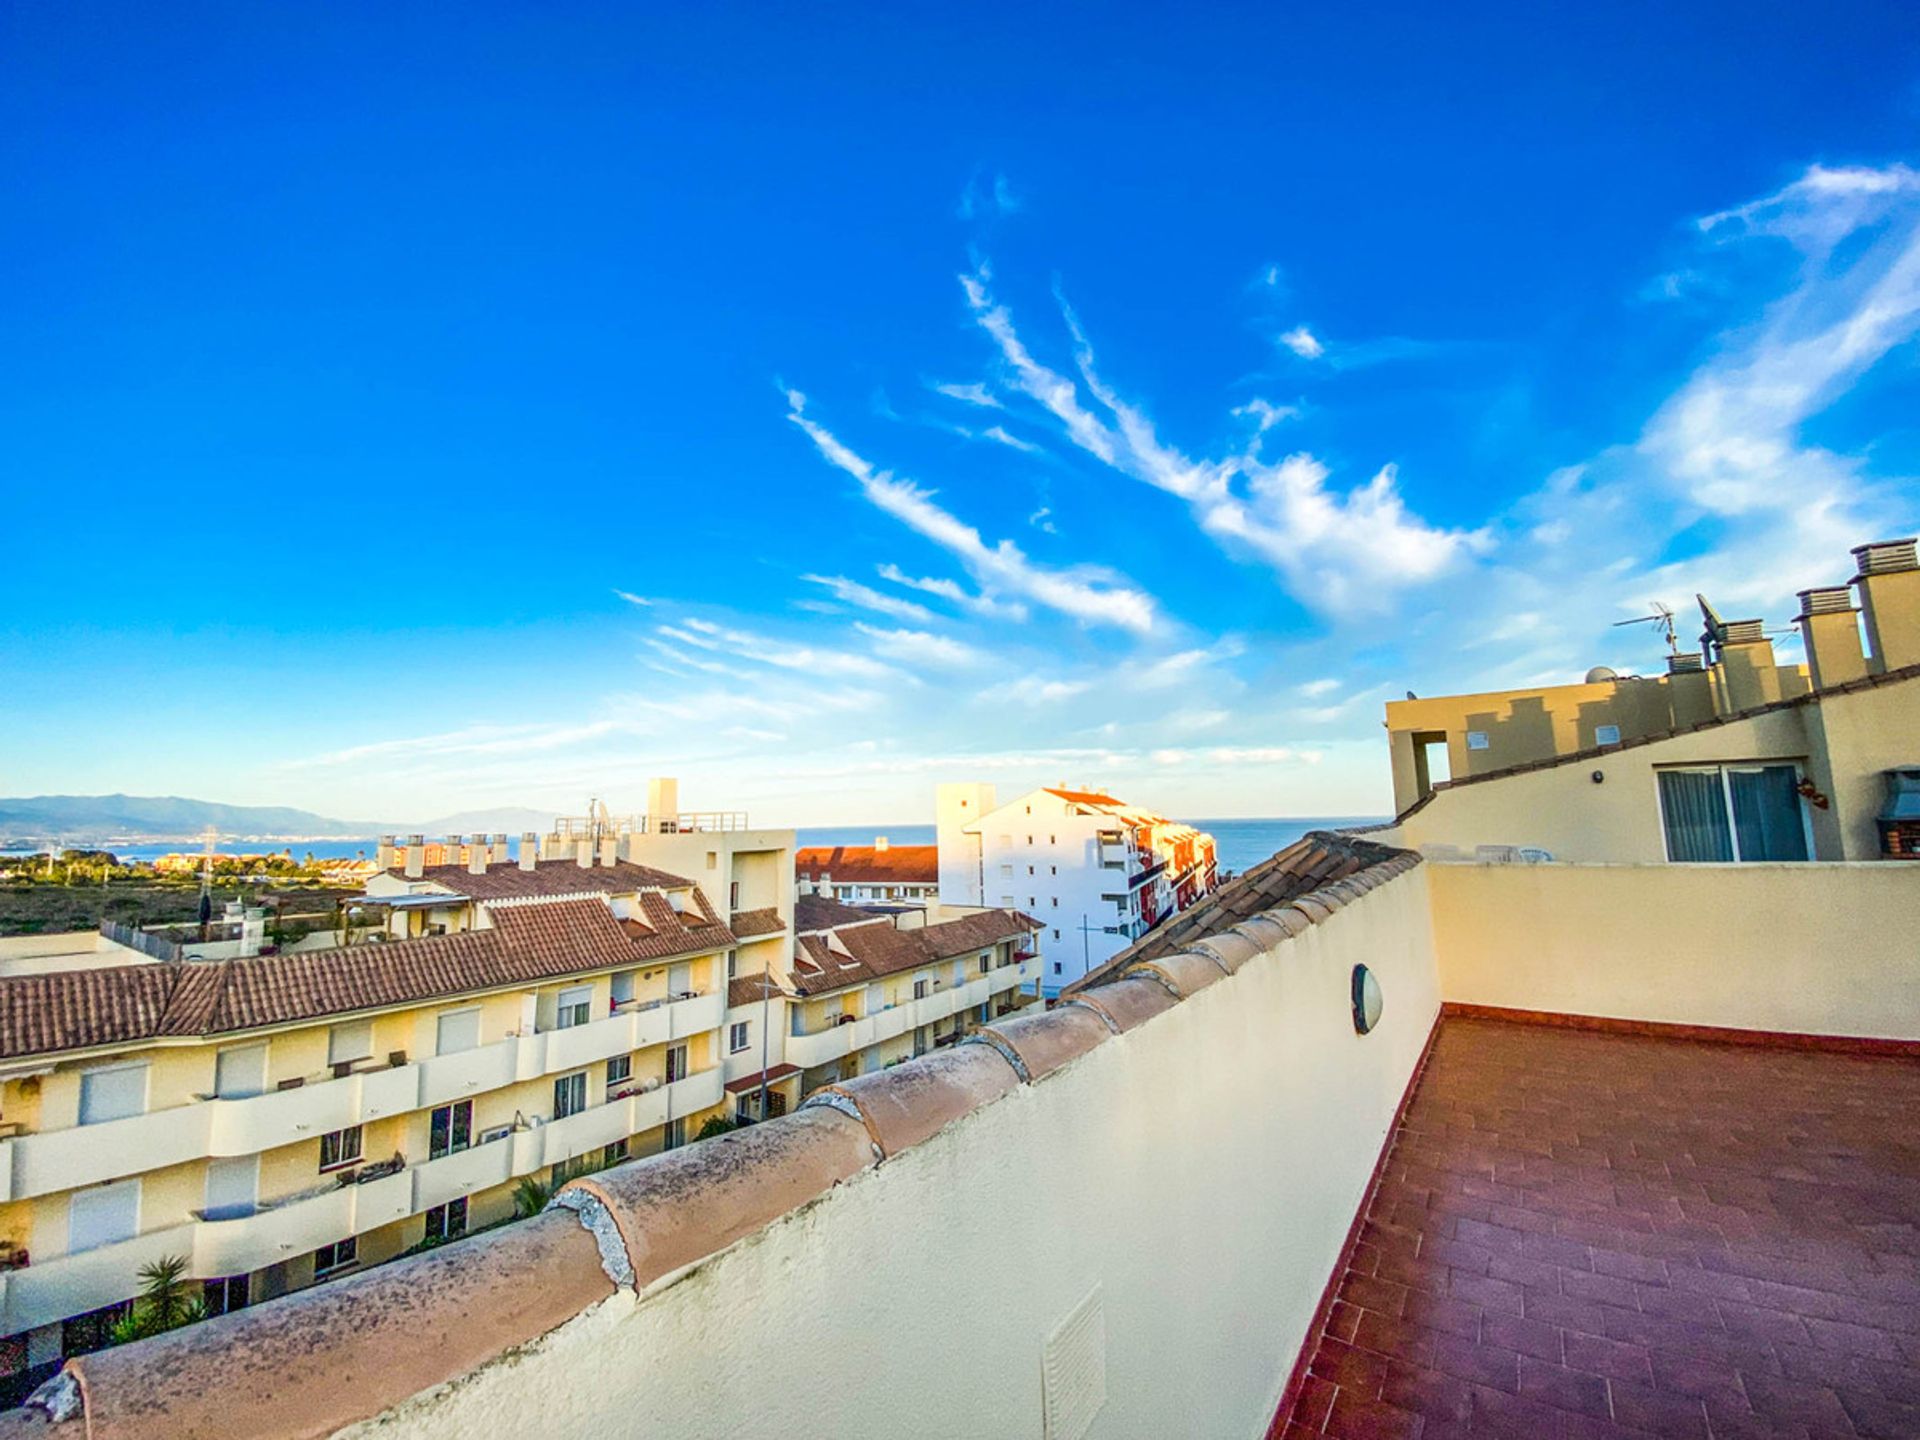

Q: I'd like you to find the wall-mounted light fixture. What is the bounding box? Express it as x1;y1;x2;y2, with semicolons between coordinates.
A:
1590;770;1605;784
1351;964;1383;1035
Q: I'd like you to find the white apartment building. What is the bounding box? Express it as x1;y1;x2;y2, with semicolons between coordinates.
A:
936;783;1218;997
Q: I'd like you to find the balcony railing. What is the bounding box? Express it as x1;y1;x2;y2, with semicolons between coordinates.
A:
0;991;727;1203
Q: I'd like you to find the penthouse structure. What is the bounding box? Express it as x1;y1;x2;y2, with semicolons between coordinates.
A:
936;783;1217;995
2;542;1915;1440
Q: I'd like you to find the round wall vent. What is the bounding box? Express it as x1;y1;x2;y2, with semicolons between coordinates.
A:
1351;964;1384;1035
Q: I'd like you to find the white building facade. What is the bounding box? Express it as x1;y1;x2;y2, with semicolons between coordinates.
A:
935;784;1218;997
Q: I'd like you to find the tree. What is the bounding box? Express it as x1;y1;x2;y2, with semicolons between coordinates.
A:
109;1255;205;1345
695;1115;738;1140
512;1176;552;1218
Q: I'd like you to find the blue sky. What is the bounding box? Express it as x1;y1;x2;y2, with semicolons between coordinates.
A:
4;2;1919;826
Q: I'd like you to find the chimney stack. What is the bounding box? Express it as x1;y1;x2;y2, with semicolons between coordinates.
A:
519;832;539;871
1665;653;1715;727
376;835;397;871
1852;538;1920;674
403;834;425;880
1715;620;1780;712
468;836;488;875
575;838;594;869
647;777;679;832
597;836;618;867
875;835;889;853
1795;586;1868;690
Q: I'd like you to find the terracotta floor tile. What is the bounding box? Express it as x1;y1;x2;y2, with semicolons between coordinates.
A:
1277;1018;1920;1438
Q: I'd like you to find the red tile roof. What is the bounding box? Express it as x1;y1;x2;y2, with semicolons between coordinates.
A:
0;896;732;1060
726;972;787;1008
383;858;696;901
1043;787;1124;807
723;1063;800;1094
729;907;785;938
788;909;1039;996
793;845;938;884
793;894;892;934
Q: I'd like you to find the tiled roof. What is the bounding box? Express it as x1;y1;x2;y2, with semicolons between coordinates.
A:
383;858;696;902
729;907;785;938
788;909;1039;996
793;894;891;933
1068;831;1400;990
1394;659;1920;823
1043;787;1124;807
793;845;938;884
0;897;732;1061
619;889;738;960
726;972;786;1008
722;1063;800;1094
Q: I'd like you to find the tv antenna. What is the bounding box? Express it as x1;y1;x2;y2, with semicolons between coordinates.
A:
1611;601;1677;654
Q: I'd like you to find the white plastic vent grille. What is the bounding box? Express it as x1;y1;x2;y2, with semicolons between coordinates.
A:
1042;1284;1107;1440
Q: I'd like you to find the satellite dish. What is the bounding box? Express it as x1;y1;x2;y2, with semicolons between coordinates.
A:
1584;666;1619;684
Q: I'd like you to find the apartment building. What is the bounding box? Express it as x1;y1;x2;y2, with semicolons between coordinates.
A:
0;785;793;1398
1390;538;1920;864
936;783;1217;996
792;839;938;909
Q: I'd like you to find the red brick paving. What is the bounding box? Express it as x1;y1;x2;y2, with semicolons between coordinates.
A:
1272;1017;1920;1439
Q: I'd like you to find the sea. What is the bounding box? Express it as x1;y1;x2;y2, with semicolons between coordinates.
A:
5;817;1385;879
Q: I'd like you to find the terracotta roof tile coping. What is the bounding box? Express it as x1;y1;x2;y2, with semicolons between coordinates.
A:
971;1005;1113;1081
557;1107;875;1292
1063;974;1181;1033
803;1044;1021;1158
23;1207;611;1440
1125;949;1231;999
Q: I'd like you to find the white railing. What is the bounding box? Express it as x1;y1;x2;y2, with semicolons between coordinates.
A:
0;993;727;1202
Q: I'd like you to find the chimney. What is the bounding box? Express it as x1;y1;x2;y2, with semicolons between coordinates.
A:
1796;586;1868;690
468;836;488;875
1852;538;1920;674
1665;652;1715;727
519;832;539;871
1715;620;1779;712
597;836;618;867
575;839;594;869
376;835;396;871
875;835;889;853
489;834;510;865
403;834;425;880
647;777;679;832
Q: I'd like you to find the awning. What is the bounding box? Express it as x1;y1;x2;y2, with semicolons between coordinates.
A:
350;891;468;910
724;1064;801;1094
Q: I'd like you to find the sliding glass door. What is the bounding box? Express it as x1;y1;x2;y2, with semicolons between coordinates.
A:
1658;765;1809;862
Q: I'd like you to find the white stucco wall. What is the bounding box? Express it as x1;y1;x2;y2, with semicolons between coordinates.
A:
341;869;1442;1440
1430;861;1920;1039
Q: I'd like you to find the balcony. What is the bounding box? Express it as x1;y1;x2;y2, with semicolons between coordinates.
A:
0;991;726;1202
785;964;1033;1070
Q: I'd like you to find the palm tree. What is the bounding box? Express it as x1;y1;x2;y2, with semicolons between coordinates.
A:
110;1254;205;1345
512;1176;551;1218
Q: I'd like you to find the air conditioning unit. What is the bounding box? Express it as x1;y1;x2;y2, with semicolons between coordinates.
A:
479;1125;513;1144
641;1077;663;1093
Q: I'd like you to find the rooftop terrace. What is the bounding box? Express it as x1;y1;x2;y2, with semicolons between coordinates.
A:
1277;1016;1920;1440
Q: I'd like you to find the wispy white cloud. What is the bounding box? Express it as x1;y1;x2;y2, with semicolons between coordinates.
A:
962;268;1486;611
1233;398;1299;435
977;675;1092;704
1297;677;1340;698
1279;325;1325;359
1028;506;1058;534
613;590;653;607
787;389;1160;633
958;171;1021;220
801;573;935;623
662;617;902;681
854;623;987;668
877;564;1030;620
930;380;1002;409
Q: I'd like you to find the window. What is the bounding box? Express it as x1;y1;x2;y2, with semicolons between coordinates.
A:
434;1009;480;1056
604;1138;630;1165
429;1101;472;1160
1658;765;1810;863
319;1126;363;1171
665;1043;688;1084
68;1180;140;1254
663;1117;687;1151
729;880;740;910
706;850;717;870
1052;929;1060;941
979;953;991;974
999;864;1013;879
1465;730;1490;751
611;970;637;1007
555;985;592;1030
313;1237;358;1277
553;1071;587;1119
1051;896;1058;908
203;1155;258;1221
214;1044;267;1100
1027;865;1034;876
1050;865;1056;876
1053;962;1063;975
327;1020;373;1068
728;1021;751;1053
1595;724;1622;746
79;1063;148;1125
423;1197;467;1243
203;1275;249;1317
726;950;738;980
607;1054;632;1086
913;977;929;1000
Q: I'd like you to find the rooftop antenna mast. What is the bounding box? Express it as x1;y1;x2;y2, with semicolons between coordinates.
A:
197;825;218;940
1611;601;1677;655
1696;593;1728;664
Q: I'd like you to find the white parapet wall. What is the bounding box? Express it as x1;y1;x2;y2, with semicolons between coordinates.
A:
342;865;1442;1440
1429;861;1920;1041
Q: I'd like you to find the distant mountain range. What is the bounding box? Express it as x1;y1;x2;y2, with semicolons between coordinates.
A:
0;794;555;843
